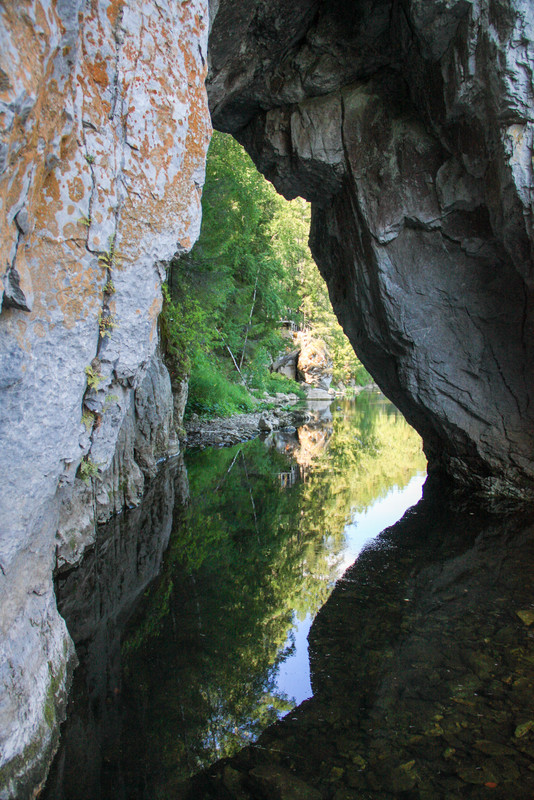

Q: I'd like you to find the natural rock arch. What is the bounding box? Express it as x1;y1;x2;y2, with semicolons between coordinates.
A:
207;0;534;501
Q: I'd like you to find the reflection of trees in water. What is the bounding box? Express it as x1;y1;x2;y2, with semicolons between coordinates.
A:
117;396;425;796
296;393;426;552
119;440;315;793
45;395;426;800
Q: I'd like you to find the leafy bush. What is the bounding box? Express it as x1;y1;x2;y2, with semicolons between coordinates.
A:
351;363;373;387
260;371;306;398
186;353;257;418
85;364;102;390
160;285;219;385
79;456;99;483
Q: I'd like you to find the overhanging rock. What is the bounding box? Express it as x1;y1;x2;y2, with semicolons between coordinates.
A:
208;0;534;501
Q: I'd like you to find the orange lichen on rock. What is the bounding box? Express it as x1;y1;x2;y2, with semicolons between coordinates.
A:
87;56;109;88
106;0;126;27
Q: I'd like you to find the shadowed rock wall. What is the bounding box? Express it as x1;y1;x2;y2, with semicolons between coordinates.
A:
208;0;534;500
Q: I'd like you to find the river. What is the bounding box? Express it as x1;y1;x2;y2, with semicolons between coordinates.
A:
43;391;423;797
44;392;534;799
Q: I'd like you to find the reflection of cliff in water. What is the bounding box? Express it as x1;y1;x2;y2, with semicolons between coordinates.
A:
43;458;189;800
271;416;334;488
181;494;534;800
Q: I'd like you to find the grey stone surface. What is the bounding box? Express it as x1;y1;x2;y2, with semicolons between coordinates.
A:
272;349;300;381
0;1;210;796
55;349;180;573
184;398;310;450
209;0;534;502
297;339;333;390
303;387;333;401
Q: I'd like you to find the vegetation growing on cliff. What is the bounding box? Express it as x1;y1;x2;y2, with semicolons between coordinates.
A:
163;132;370;418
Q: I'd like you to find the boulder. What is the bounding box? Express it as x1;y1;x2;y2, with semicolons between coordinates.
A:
297;340;333;389
259;414;275;432
272;349;300;380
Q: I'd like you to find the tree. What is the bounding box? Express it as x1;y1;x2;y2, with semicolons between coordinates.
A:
163;131;370;418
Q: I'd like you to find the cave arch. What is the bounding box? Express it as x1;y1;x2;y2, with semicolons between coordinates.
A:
207;0;534;501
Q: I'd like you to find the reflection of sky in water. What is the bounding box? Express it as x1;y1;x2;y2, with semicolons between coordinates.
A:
274;472;426;707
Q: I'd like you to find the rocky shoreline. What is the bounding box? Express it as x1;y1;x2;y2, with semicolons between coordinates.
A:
184;394;313;449
183;384;380;450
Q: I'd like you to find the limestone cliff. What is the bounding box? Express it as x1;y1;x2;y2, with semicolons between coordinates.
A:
208;0;534;501
0;1;210;797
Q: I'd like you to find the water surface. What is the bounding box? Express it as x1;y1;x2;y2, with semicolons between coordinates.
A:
44;392;426;799
182;498;534;800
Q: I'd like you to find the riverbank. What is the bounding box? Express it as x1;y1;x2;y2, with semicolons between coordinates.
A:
184;392;311;449
183;385;379;449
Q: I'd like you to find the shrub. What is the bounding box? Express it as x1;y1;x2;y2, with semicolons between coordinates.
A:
79;456;99;483
81;409;95;431
85;364;102;390
186;353;256;418
261;371;306;398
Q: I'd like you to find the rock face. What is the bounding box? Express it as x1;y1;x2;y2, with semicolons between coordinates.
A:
272;335;334;389
55;348;178;572
208;0;534;501
0;1;210;796
297;338;333;390
272;349;299;381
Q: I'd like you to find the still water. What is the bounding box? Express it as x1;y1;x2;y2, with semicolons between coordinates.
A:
44;392;426;798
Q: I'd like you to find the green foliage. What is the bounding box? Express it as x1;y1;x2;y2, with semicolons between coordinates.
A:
167;132;300;415
164;131;371;418
297;395;426;536
98;252;115;269
85;364;102;390
98;235;119;271
257;370;306;397
97;242;118;270
78;456;99;483
81;409;95;431
186;352;256;418
98;311;118;338
160;285;217;386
